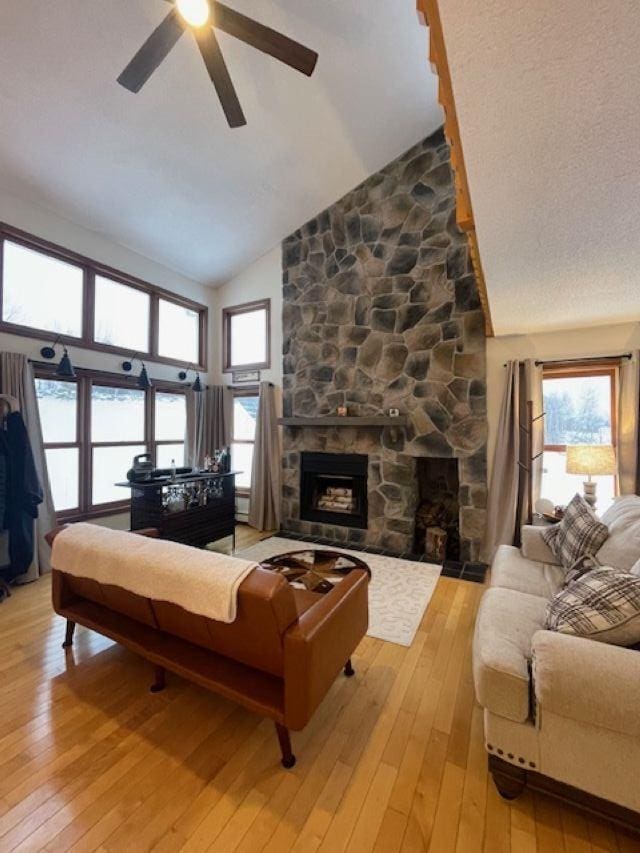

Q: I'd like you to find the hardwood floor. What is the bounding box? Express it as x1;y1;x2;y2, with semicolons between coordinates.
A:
0;525;637;852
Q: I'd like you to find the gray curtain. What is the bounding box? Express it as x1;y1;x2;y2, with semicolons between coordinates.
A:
248;382;281;531
0;353;56;581
617;352;640;495
483;359;543;561
185;386;232;468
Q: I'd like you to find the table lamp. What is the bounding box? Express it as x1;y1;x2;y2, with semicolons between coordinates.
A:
565;445;616;508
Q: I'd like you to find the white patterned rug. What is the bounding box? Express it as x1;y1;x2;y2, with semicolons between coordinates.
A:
235;536;441;647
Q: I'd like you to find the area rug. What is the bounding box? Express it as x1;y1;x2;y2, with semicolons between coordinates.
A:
236;536;441;647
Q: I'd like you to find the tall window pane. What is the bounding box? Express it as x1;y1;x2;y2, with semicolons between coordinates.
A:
94;276;150;351
231;443;254;490
158;299;199;364
2;241;83;336
45;448;79;511
232;394;258;489
91;385;145;442
230;308;268;368
233;396;258;441
155;392;186;440
93;444;145;505
35;379;77;443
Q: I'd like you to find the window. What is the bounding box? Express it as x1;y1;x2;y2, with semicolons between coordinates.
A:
2;240;83;337
231;390;259;491
541;366;616;512
153;391;187;469
36;378;80;512
94;276;150;351
158;298;200;364
0;224;208;370
35;369;187;518
91;385;146;506
222;299;270;372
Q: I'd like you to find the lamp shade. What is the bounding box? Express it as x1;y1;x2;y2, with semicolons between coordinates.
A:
566;445;616;476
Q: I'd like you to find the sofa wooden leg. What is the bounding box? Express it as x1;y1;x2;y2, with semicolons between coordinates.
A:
344;658;355;677
275;724;296;769
150;666;166;693
489;755;526;800
62;620;76;649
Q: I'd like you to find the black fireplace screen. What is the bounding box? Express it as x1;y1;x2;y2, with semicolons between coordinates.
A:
300;452;368;530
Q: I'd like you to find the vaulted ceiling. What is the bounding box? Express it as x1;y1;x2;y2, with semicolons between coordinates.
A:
438;0;640;335
0;0;442;285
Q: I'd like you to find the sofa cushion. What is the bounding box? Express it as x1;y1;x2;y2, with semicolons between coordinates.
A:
597;495;640;572
491;545;565;600
542;493;608;569
473;587;548;723
520;525;561;565
545;567;640;646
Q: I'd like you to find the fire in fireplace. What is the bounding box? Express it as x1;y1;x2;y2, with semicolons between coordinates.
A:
300;452;368;530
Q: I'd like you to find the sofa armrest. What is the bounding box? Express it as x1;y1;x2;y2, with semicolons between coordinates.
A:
532;630;640;738
521;525;560;565
283;570;368;730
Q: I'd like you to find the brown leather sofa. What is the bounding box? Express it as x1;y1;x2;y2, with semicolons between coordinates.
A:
47;526;369;767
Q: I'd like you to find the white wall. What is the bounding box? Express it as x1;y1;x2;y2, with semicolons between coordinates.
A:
486;321;640;475
0;188;216;384
211;246;283;388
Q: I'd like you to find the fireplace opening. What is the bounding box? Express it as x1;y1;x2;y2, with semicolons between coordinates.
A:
301;452;368;530
414;458;460;561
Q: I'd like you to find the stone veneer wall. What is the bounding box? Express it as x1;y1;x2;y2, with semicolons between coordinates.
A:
281;127;488;559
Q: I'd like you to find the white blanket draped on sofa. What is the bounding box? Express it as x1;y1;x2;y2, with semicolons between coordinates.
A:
51;523;258;623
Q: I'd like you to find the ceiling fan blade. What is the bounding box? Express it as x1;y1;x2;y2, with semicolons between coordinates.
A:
194;27;246;128
211;2;318;77
118;8;186;93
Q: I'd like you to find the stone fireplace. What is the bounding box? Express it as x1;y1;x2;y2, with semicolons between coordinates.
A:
280;127;488;560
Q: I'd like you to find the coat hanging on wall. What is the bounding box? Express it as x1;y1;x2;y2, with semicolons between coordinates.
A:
0;400;43;595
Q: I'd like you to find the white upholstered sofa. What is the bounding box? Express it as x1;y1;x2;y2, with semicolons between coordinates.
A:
473;495;640;828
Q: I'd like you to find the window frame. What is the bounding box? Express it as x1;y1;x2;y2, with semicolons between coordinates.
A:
35;363;188;521
231;385;259;496
222;298;271;372
542;363;617;453
0;223;208;371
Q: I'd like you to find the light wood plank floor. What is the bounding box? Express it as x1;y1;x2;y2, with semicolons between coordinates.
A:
0;524;638;852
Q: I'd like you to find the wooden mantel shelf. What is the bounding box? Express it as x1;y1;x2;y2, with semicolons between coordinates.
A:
278;416;408;428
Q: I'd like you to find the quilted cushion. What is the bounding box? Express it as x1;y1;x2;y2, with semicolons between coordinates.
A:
545;567;640;646
542;493;608;569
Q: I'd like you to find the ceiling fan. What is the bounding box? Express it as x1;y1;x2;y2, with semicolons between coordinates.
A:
117;0;319;128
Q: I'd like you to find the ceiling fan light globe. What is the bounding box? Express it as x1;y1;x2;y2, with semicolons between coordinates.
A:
176;0;210;27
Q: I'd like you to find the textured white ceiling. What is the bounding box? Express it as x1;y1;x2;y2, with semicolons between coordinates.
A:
439;0;640;335
0;0;442;285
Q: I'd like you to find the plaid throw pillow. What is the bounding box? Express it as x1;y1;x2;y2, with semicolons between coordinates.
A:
545;567;640;646
542;493;608;570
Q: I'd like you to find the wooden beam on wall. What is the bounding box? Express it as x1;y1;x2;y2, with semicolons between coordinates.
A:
417;0;494;336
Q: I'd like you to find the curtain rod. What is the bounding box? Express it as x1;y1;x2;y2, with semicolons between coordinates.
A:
502;353;632;368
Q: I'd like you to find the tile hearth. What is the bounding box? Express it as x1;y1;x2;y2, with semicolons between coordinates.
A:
275;531;488;584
